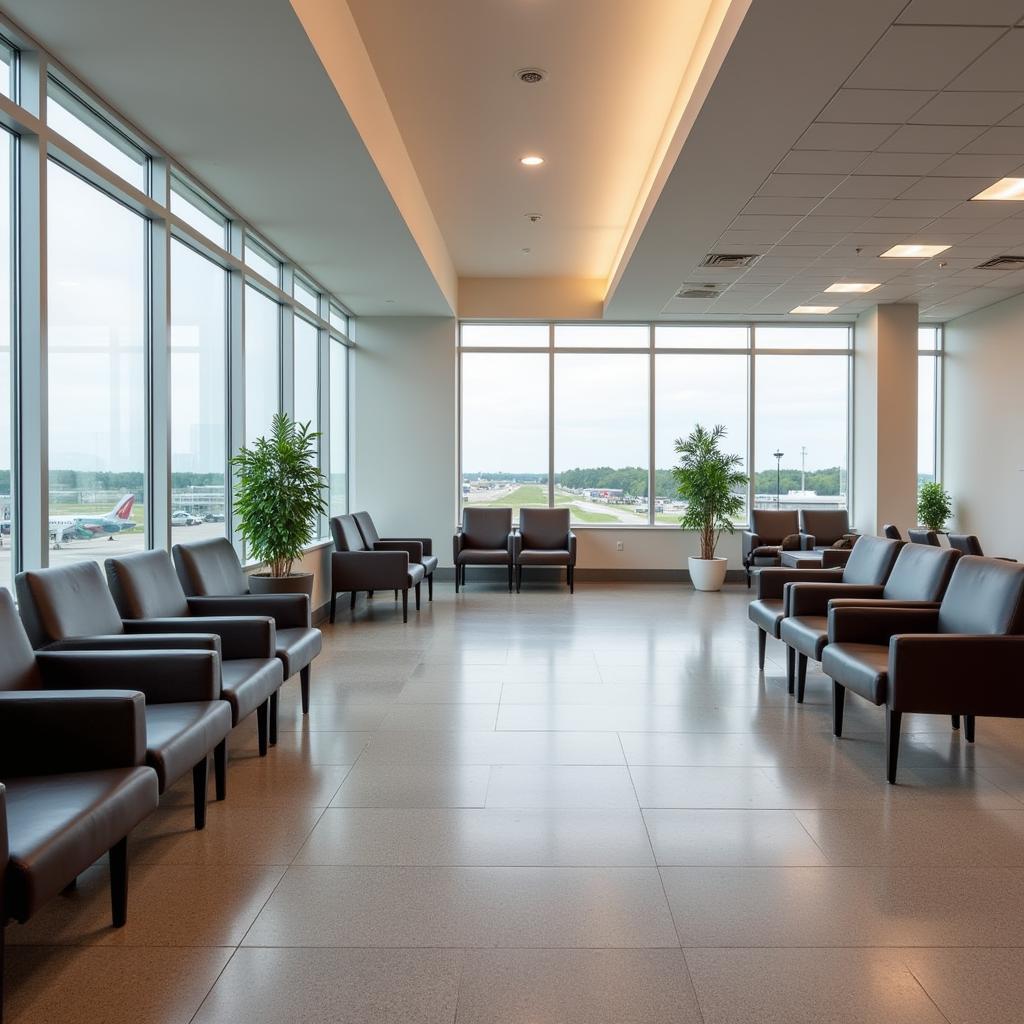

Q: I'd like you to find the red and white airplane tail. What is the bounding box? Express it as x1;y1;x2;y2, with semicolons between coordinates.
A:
107;494;136;521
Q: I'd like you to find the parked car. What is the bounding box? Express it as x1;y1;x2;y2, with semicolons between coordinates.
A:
204;511;225;523
171;510;203;526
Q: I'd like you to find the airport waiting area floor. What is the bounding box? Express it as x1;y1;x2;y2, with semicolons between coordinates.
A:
7;581;1024;1023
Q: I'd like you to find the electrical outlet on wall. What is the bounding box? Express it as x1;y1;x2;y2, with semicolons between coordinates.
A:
616;541;624;551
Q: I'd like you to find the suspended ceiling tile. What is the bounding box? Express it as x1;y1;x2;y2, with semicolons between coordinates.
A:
757;173;846;197
854;152;947;176
948;29;1024;91
897;0;1024;26
797;214;870;232
811;196;890;216
776;150;869;174
781;231;846;246
831;175;918;198
931;153;1024;175
962;124;1024;153
795;122;896;151
742;196;822;216
817;88;934;124
728;213;805;232
909;90;1024;125
874;198;961;217
858;216;934;232
878;123;986;152
899;176;995;198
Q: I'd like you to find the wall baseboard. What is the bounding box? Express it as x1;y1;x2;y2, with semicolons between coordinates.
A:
433;567;746;584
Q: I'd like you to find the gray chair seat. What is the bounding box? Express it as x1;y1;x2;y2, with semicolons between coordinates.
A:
456;549;509;565
780;615;829;661
518;549;571;566
748;597;786;638
4;767;158;921
144;701;232;792
221;658;283;724
420;554;439;575
276;627;323;681
821;643;889;705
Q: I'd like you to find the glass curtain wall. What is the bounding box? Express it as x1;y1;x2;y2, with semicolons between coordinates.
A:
0;130;12;591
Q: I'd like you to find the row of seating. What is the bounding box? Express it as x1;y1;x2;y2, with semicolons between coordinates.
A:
742;509;854;586
886;523;1015;560
0;538;322;1018
748;534;1024;782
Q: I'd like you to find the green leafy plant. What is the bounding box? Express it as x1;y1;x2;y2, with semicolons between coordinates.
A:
673;424;749;560
917;480;952;533
231;413;328;578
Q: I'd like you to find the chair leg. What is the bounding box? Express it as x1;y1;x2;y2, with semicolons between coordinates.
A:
402;588;409;622
952;714;961;730
796;653;808;704
428;573;433;600
329;591;336;624
269;690;278;745
569;565;575;593
350;590;357;610
214;739;227;801
192;757;208;831
463;565;467;586
746;567;751;589
964;714;976;743
257;700;269;757
757;628;767;670
786;646;795;695
508;562;513;592
394;589;398;600
832;680;846;737
886;708;903;784
415;581;421;610
368;590;374;598
516;564;522;593
300;665;311;715
62;877;77;895
109;837;128;927
1;923;5;1024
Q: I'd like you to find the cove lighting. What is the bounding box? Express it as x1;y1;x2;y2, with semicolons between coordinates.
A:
972;178;1024;201
520;155;544;166
880;244;950;258
790;305;837;314
825;282;879;293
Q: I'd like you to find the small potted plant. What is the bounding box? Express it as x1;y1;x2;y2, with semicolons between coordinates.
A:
231;413;328;596
673;423;748;592
917;480;952;535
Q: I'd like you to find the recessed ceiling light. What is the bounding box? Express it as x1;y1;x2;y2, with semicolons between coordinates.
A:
791;305;837;314
971;177;1024;201
825;282;880;293
880;243;950;258
520;155;544;166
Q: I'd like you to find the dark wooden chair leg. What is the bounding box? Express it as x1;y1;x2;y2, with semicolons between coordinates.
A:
757;629;767;670
329;591;336;623
214;739;227;800
786;646;795;695
428;574;433;601
952;714;961;730
463;565;467;586
886;707;903;783
569;565;575;593
192;757;208;830
964;714;976;742
269;690;278;746
350;590;357;610
796;653;808;704
455;565;460;593
368;590;374;598
415;582;421;611
109;837;128;927
746;566;751;588
256;700;269;757
507;562;513;592
300;665;311;714
402;588;409;623
394;589;398;600
832;680;846;736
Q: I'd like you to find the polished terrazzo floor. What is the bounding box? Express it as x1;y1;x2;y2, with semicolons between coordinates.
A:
8;580;1024;1022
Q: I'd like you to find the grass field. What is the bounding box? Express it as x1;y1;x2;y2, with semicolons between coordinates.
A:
463;484;661;525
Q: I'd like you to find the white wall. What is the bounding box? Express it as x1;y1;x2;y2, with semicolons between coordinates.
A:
943;293;1024;561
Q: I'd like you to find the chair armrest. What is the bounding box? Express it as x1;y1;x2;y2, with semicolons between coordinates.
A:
788;583;884;617
827;605;939;646
510;529;522;560
0;690;147;776
332;549;409;590
37;649;221;704
889;635;1024;713
188;594;310;629
757;566;843;600
124;616;275;661
43;633;222;654
453;531;466;562
821;549;853;568
385;536;433;557
827;599;941;610
741;531;760;561
568;531;577;563
374;539;424;562
799;532;816;549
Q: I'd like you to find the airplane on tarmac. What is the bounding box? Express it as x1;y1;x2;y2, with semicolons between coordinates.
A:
49;493;139;547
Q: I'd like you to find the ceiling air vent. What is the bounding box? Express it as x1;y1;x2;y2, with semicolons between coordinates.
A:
515;68;546;84
975;255;1024;269
675;285;720;300
699;252;760;269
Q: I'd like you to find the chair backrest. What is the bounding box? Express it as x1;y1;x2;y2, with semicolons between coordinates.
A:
352;511;380;547
173;537;248;597
908;528;940;546
750;509;799;545
840;535;901;586
800;509;850;545
882;524;902;540
105;549;192;619
331;514;367;553
15;562;126;648
938;556;1024;635
461;507;513;550
0;589;42;691
882;543;959;602
948;533;984;557
519;507;570;550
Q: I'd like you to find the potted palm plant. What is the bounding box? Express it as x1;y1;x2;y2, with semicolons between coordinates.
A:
917;480;952;534
231;413;328;596
673;423;748;592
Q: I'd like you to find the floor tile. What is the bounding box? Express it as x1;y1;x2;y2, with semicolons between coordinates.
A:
378;703;500;730
485;766;639;808
903;948;1024;1024
161;760;351;808
331;763;492;807
629;766;786;808
358;730;626;765
398;680;504;703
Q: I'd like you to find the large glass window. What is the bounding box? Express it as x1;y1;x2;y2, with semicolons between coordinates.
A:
918;327;940;486
293;315;319;433
171;177;227;248
244;286;279;446
461;353;549;520
170;240;227;543
47;162;146;566
244;239;280;286
462;323;548;348
0;130;13;591
329;338;348;518
554;354;649;525
754;355;849;512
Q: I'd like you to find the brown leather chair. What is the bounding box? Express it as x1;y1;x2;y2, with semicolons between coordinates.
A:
17;560;282;760
172;537;322;714
352;511;437;602
882;524;902;540
947;534;1017;562
822;556;1024;783
454;507;514;592
512;508;577;593
330;514;424;623
799;509;852;550
741;510;803;588
0;596;160;1011
908;528;940;546
9;578;231;829
781;542;959;702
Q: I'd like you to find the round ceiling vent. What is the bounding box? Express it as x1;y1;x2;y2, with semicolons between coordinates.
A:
516;68;546;84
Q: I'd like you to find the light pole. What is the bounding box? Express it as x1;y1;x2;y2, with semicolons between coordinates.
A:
800;446;807;493
773;450;784;509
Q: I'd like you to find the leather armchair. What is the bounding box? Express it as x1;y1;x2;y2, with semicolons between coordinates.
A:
908;528;939;546
353;511;437;602
821;556;1024;783
173;537;322;714
511;507;577;593
17;560;282;760
781;541;958;702
947;534;1017;562
5;583;230;829
799;509;853;550
882;524;902;540
453;507;514;592
330;514;424;623
741;510;803;588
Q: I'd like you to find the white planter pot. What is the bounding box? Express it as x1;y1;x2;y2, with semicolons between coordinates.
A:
688;556;728;592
